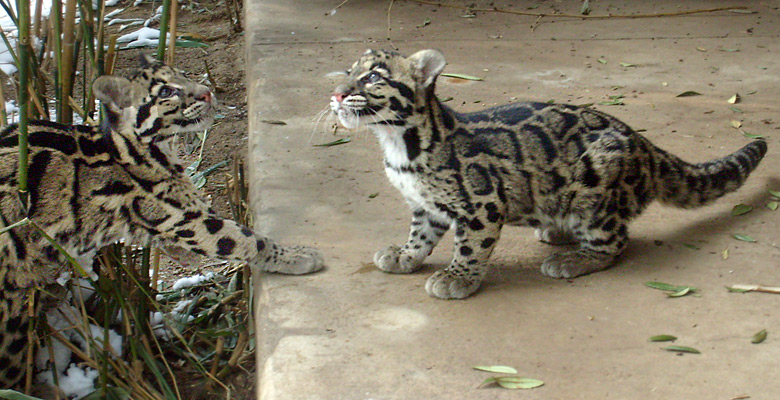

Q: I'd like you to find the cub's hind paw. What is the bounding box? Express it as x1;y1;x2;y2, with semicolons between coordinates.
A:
541;250;612;279
261;245;324;275
425;270;481;299
374;245;423;274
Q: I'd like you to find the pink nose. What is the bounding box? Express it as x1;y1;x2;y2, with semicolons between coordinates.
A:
333;92;346;102
195;91;212;103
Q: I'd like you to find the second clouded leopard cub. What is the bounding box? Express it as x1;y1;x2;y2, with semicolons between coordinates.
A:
330;49;767;299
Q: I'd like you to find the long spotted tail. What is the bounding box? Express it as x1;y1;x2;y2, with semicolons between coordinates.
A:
653;139;767;208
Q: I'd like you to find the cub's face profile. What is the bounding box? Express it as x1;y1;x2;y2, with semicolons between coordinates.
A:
330;49;446;130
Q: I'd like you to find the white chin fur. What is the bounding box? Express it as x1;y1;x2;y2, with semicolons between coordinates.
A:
337;109;360;130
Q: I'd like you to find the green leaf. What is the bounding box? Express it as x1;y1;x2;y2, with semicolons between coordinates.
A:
663;345;701;354
175;39;209;48
599;94;625;106
441;73;484;81
731;204;753;216
597;58;607;64
751;329;767;344
668;287;692;298
619;62;636;67
473;365;518;374
676;91;701;97
767;189;780;198
0;390;46;400
682;243;700;250
649;335;677;342
733;234;756;243
740;130;764;139
720;48;740;52
645;281;696;293
727;94;740;104
729;107;743;113
481;377;544;390
767;201;778;211
417;17;431;28
368;192;379;199
726;286;750;293
580;0;590;15
313;137;351;147
439;96;454;102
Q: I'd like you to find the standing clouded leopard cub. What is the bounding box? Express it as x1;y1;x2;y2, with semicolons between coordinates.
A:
0;55;322;388
330;49;766;300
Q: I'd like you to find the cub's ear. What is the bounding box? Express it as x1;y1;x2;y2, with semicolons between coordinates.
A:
407;49;446;87
92;75;135;110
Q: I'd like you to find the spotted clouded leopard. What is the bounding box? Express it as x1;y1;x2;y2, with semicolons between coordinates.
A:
330;49;766;300
0;55;323;388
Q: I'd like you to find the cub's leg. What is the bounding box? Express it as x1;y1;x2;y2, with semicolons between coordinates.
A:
161;211;323;275
426;209;503;299
540;208;628;278
375;208;451;274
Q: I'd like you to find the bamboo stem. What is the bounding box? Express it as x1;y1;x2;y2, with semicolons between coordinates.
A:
156;0;171;60
16;0;30;205
166;0;177;65
60;0;77;124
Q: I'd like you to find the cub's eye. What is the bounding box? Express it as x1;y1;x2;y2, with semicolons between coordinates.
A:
362;72;381;84
158;86;176;98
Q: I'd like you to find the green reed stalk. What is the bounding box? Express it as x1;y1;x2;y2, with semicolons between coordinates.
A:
60;0;76;123
16;0;30;203
51;0;62;115
156;0;171;60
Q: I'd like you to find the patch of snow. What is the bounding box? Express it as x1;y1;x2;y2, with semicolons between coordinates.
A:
171;272;213;290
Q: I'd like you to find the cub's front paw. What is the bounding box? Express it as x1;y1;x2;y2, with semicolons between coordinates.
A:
262;245;325;275
540;250;610;279
424;270;481;299
374;245;424;274
534;227;577;245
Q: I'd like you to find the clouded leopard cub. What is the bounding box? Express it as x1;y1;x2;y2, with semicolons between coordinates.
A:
0;55;323;388
330;49;766;300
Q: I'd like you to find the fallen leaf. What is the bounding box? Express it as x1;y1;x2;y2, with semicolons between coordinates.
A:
733;234;756;243
696;47;707;52
682;243;700;250
313;137;351;147
645;282;697;294
767;189;780;198
473;365;518;374
676;91;702;97
730;120;742;129
727;284;780;294
649;335;678;342
439;96;454;102
767;201;778;211
730;107;743;113
668;287;692;298
727;94;740;104
260;119;287;125
441;73;483;81
751;329;767;344
731;204;752;216
481;377;544;390
597;58;607;64
619;62;636;67
663;345;701;354
368;193;379;199
721;48;740;52
739;130;764;139
580;0;590;15
731;395;751;400
417;17;431;28
722;248;729;260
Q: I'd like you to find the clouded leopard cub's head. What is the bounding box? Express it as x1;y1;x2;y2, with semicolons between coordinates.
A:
92;54;215;144
331;49;446;130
